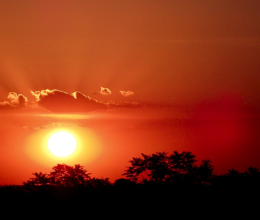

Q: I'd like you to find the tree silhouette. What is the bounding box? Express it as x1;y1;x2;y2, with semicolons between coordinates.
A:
246;166;260;176
24;164;92;187
123;151;214;185
24;172;49;186
49;164;91;186
193;159;214;184
88;177;111;188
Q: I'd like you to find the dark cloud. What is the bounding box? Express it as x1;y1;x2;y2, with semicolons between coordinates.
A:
100;87;112;95
30;89;107;113
120;90;134;97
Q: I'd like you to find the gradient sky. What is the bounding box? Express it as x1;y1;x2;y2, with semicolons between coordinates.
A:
0;0;260;185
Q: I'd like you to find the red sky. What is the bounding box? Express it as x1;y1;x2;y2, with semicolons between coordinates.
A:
0;0;260;185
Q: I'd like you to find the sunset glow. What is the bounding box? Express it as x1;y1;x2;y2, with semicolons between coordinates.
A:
0;1;260;186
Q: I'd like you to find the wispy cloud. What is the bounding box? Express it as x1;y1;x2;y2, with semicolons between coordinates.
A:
0;101;12;110
120;91;134;97
23;122;65;131
100;87;112;96
107;101;140;108
0;92;28;110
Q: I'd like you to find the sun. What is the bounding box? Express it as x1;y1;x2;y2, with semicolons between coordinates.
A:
48;131;77;157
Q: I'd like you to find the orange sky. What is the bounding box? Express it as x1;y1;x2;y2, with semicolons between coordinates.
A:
0;1;260;185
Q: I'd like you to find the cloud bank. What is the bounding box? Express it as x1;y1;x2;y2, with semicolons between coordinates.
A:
0;89;139;113
30;89;107;113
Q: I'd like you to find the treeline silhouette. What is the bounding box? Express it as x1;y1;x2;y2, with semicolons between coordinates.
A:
19;151;260;188
1;151;260;213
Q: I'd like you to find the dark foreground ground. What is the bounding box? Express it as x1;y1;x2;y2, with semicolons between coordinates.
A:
0;183;259;218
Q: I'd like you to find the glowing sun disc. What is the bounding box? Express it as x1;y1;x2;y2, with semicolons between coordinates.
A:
48;131;77;157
